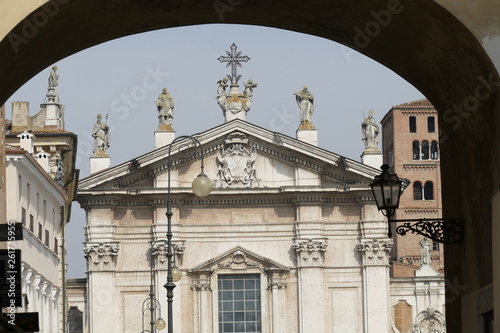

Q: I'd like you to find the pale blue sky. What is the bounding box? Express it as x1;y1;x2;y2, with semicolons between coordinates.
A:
6;24;424;278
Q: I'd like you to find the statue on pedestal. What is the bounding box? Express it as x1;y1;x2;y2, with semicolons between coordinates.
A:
361;109;380;150
294;87;315;129
92;114;110;156
156;88;174;130
419;237;431;265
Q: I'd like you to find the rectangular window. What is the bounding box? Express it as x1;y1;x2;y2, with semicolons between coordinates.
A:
218;274;261;333
21;208;26;226
38;223;43;240
409;116;417;133
29;215;34;232
45;230;50;247
432;240;440;251
482;310;494;333
428;116;435;132
54;238;59;254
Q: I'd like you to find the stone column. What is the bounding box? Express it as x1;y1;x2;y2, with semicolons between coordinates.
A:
191;273;212;333
357;238;393;333
293;238;328;333
269;273;287;333
84;242;119;333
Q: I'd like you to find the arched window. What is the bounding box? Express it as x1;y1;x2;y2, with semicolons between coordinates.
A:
68;307;83;333
413;181;423;200
413;140;420;160
431;140;439;159
421;140;429;160
424;181;434;200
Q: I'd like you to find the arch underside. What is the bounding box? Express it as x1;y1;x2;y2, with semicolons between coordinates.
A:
1;1;498;331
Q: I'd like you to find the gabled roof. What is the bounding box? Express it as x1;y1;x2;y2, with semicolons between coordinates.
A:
78;119;379;191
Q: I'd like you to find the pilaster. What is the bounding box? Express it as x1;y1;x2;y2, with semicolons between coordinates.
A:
191;273;212;333
293;238;328;333
84;242;119;333
357;238;393;333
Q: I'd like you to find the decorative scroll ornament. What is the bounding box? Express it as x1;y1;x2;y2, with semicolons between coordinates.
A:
83;242;120;270
292;238;328;267
213;132;265;188
410;307;446;333
218;250;259;269
395;218;464;244
357;238;393;265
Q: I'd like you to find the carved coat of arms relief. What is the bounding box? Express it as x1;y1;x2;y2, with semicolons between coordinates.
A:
213;132;265;188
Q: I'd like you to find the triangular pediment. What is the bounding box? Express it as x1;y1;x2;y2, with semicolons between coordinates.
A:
78;119;379;192
190;246;289;273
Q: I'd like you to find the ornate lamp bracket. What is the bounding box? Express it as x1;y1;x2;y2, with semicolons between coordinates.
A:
393;218;465;245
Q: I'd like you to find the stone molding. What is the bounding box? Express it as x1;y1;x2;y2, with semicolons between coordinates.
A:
83;242;120;270
357;238;393;266
292;238;328;267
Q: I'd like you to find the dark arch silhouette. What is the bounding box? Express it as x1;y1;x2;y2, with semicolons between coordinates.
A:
1;1;498;331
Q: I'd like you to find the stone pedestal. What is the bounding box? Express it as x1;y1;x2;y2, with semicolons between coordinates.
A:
296;128;318;146
155;130;175;149
90;156;111;174
360;149;383;169
415;264;439;277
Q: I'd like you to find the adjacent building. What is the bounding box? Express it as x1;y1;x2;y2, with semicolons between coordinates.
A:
2;67;78;333
381;99;446;333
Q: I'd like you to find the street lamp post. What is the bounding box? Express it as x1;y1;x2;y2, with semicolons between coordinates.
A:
140;240;166;333
370;164;464;244
164;135;212;333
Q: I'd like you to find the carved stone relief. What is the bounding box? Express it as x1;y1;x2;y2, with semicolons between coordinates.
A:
357;238;393;265
213;132;265;188
83;242;120;270
218;250;259;269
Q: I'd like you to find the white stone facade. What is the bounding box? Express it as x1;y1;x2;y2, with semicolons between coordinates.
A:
75;120;446;332
4;148;67;333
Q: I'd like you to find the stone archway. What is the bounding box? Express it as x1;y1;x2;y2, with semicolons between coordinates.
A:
1;1;498;331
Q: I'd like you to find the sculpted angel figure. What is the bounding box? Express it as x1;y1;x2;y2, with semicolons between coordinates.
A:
156;88;174;127
216;77;229;112
243;79;258;111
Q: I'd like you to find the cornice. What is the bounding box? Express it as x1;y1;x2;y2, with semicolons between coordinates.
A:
77;186;374;207
78;120;379;190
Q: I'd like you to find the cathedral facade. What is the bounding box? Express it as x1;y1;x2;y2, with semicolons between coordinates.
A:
74;119;446;332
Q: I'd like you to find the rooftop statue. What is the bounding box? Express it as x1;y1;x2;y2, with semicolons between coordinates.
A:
295;87;315;129
361;109;380;150
92;114;110;156
156;88;174;130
